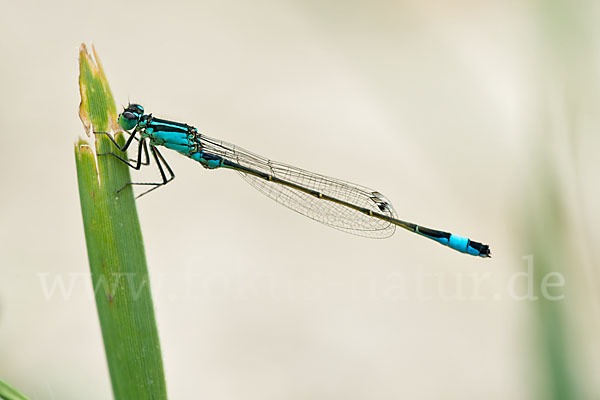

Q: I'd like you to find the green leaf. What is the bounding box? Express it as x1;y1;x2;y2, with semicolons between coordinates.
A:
0;378;30;400
75;44;167;399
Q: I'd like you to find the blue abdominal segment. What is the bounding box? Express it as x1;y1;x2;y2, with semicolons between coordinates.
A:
448;234;470;253
415;226;488;257
191;151;223;169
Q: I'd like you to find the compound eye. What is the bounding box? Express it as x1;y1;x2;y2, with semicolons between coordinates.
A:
122;111;136;120
119;111;139;130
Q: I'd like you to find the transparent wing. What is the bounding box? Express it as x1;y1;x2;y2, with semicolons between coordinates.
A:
199;134;397;238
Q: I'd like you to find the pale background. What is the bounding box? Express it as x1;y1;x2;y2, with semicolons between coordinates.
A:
1;0;599;399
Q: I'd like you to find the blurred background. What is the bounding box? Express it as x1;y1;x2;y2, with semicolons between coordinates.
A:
1;0;599;398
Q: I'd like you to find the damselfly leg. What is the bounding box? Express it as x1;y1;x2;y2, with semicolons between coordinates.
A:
93;131;175;197
119;144;175;198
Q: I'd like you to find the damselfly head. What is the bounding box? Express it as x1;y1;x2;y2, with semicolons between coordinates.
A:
118;104;144;131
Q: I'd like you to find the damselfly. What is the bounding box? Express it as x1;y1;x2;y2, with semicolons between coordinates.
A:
96;104;491;258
